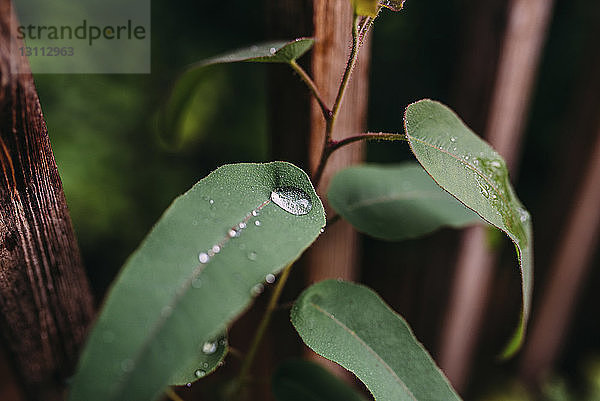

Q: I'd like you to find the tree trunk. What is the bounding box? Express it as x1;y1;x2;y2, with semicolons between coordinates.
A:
0;3;94;400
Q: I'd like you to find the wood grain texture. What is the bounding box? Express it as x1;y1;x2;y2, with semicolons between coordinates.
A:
0;2;94;400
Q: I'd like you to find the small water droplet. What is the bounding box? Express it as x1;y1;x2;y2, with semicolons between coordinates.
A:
270;187;312;215
265;273;276;284
209;199;214;205
198;252;210;264
269;47;276;55
219;338;227;346
450;136;456;142
320;228;325;233
252;210;259;217
192;277;202;289
239;222;247;229
518;207;530;223
228;229;238;238
161;306;173;318
195;369;206;378
252;283;264;295
202;342;217;354
491;160;502;168
121;359;134;372
186;382;192;388
203;362;209;368
254;220;261;226
212;245;221;254
247;251;257;261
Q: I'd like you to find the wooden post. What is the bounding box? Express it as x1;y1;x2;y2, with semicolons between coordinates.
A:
0;2;94;400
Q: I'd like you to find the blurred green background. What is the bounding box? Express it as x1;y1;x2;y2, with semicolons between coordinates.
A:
33;0;600;399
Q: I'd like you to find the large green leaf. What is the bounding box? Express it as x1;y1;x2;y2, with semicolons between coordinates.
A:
291;280;461;401
404;99;533;357
68;162;325;401
272;359;367;401
327;163;482;240
160;38;314;148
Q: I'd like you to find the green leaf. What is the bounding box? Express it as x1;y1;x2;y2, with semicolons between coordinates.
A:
168;332;227;386
379;0;406;11
68;162;325;401
291;280;461;401
195;38;315;66
159;38;314;149
327;162;482;241
352;0;379;16
272;359;367;401
404;99;533;357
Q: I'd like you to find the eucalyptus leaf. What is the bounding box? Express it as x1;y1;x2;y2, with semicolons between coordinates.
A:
169;332;227;386
272;359;367;401
68;162;325;401
352;0;379;17
379;0;406;11
160;38;314;148
291;280;461;401
327;163;482;240
404;99;533;357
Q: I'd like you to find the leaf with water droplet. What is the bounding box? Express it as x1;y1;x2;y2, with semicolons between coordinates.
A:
158;38;314;150
168;332;227;386
291;280;462;401
404;99;533;358
272;359;368;401
328;163;483;241
68;162;325;401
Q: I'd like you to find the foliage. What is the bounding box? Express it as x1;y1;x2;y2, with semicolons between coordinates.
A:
67;2;533;400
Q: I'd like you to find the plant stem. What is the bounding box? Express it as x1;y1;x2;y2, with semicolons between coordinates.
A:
329;132;407;153
289;59;331;119
165;388;185;401
235;263;294;395
313;131;404;186
326;14;361;141
312;14;377;187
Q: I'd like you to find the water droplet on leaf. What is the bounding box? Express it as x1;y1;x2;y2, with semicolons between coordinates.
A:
265;273;276;284
202;341;217;354
252;283;264;295
195;369;206;378
254;220;261;226
270;187;312;215
198;252;210;264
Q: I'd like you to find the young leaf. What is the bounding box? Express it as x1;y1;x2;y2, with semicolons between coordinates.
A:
68;162;325;401
168;332;227;386
160;38;314;148
379;0;406;12
352;0;379;17
291;280;461;401
272;359;367;401
404;99;533;357
327;162;482;240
